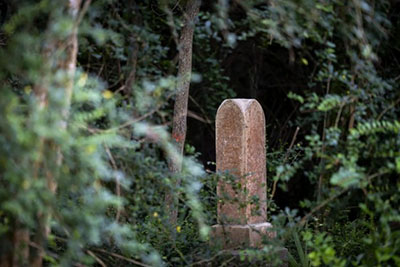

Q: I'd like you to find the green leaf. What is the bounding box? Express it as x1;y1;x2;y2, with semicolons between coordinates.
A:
330;167;362;188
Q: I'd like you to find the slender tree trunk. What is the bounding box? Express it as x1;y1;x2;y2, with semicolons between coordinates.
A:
30;1;82;266
124;40;138;96
0;221;29;267
60;0;81;123
166;0;201;226
124;0;141;96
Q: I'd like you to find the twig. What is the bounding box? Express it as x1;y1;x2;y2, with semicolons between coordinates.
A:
187;110;212;124
334;102;345;128
109;91;176;132
220;256;236;267
298;171;388;227
270;126;300;200
162;2;180;47
316;70;332;203
87;250;107;267
122;38;138;96
93;249;151;267
96;63;105;78
190;249;234;266
189;95;213;125
28;241;61;263
113;108;159;130
377;96;400;120
298;188;346;227
78;103;169;134
105;146;121;223
348;102;356;130
75;0;92;28
284;126;300;162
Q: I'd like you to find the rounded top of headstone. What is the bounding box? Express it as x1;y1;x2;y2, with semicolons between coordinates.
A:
217;99;263;117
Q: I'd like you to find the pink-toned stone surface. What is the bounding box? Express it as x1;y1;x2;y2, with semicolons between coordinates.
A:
215;99;267;225
212;223;276;249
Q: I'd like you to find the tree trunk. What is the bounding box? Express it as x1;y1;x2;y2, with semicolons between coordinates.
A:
0;220;29;267
30;1;82;266
166;0;201;226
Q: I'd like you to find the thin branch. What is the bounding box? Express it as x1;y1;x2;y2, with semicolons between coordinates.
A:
86;250;107;267
334;102;345;128
270;126;300;200
298;188;347;227
75;0;92;28
187;110;212;124
93;249;151;267
317;70;332;203
78;101;172;134
190;249;240;266
298;171;388;227
162;2;180;47
377;96;400;120
105;146;121;223
113;107;159;130
189;95;214;125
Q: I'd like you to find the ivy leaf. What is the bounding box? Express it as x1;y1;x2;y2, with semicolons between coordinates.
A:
301;58;309;65
288;91;304;103
318;95;342;111
330;167;362;188
395;157;400;174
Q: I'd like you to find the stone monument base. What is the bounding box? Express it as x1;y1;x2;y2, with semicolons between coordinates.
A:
211;222;276;249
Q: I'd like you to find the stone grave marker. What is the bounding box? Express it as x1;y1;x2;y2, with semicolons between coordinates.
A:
212;99;275;249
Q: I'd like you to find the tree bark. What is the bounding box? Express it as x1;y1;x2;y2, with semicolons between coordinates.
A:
165;0;201;226
29;1;82;266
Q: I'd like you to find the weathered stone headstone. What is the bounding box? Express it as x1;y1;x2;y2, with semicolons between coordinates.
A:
212;99;275;249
